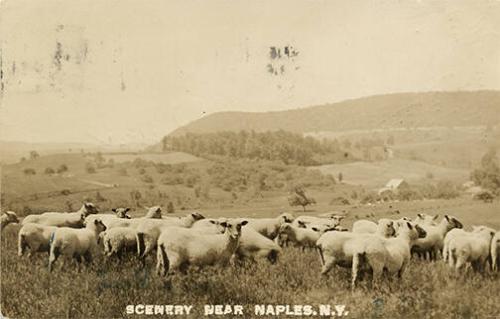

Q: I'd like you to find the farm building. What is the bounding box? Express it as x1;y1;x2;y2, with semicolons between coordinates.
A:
378;178;409;195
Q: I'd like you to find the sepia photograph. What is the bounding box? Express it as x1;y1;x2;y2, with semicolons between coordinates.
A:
1;0;499;318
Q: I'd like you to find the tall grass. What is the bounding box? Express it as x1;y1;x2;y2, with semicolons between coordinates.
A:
1;225;499;319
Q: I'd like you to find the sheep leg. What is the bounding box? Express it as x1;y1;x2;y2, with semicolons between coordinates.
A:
351;252;361;289
17;234;27;257
321;256;335;276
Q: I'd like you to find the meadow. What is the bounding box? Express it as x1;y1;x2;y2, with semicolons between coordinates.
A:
1;198;499;319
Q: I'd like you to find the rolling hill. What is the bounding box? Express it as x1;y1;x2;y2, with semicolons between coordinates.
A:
168;91;500;136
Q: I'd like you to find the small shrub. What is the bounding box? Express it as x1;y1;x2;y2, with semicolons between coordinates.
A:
60;189;71;196
86;162;96;174
166;201;175;214
23;168;36;175
44;167;55;175
57;164;68;173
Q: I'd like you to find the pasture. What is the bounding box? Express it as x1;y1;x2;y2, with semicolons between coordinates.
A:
1;199;499;319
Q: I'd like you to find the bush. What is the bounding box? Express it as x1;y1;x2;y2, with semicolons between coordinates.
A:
57;164;68;173
360;192;379;204
86;162;96;174
434;180;460;199
44;167;55;175
138;168;146;175
166;201;175;214
118;168;128;176
473;190;495;203
141;174;154;184
60;189;71;196
329;196;350;205
23;168;36;175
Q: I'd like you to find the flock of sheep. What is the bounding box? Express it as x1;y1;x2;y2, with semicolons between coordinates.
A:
1;203;499;288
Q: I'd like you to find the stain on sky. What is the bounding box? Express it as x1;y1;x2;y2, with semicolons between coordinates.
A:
267;45;299;76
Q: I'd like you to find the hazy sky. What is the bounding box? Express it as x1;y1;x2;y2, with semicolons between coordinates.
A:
1;0;499;145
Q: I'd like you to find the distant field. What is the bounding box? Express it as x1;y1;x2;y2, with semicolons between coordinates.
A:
314;159;469;188
104;152;202;164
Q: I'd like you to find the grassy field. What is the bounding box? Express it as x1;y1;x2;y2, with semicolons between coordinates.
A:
315;159;469;188
1;199;499;319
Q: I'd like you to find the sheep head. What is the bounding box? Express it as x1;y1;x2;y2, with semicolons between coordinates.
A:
93;219;107;233
220;220;248;239
190;212;205;221
444;215;463;230
4;211;19;223
83;202;99;216
145;206;162;218
113;207;131;219
378;219;396;237
278;213;294;224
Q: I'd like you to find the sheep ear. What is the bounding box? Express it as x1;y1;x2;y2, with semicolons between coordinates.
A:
240;220;248;226
417;213;423;218
444;215;450;221
406;222;413;230
433;215;439;220
112;208;117;212
94;219;99;225
209;220;216;224
125;208;131;213
220;222;228;228
312;227;319;232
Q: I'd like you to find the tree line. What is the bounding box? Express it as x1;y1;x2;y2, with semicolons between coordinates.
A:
161;130;352;166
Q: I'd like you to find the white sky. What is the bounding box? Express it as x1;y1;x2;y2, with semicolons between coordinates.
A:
1;0;499;145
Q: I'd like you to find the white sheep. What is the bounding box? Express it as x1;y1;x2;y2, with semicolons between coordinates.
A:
48;219;107;271
242;213;294;240
18;223;58;257
278;223;328;250
22;203;99;228
352;219;396;237
156;219;248;276
292;215;342;229
447;226;496;272
491;231;500;272
236;226;282;263
100;227;138;258
351;221;427;287
411;215;463;261
0;211;19;232
191;218;226;234
442;226;484;263
316;221;397;275
88;206;162;230
136;212;205;259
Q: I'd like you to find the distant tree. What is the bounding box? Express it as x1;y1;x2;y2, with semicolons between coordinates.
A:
107;158;115;168
166;201;175;214
57;164;68;173
29;151;40;160
44;167;55;175
85;162;96;174
338;172;343;183
288;185;316;211
471;149;500;193
96;191;106;202
130;190;142;207
65;200;74;212
141;174;154;183
387;135;395;145
23;168;36;175
118;168;128;176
